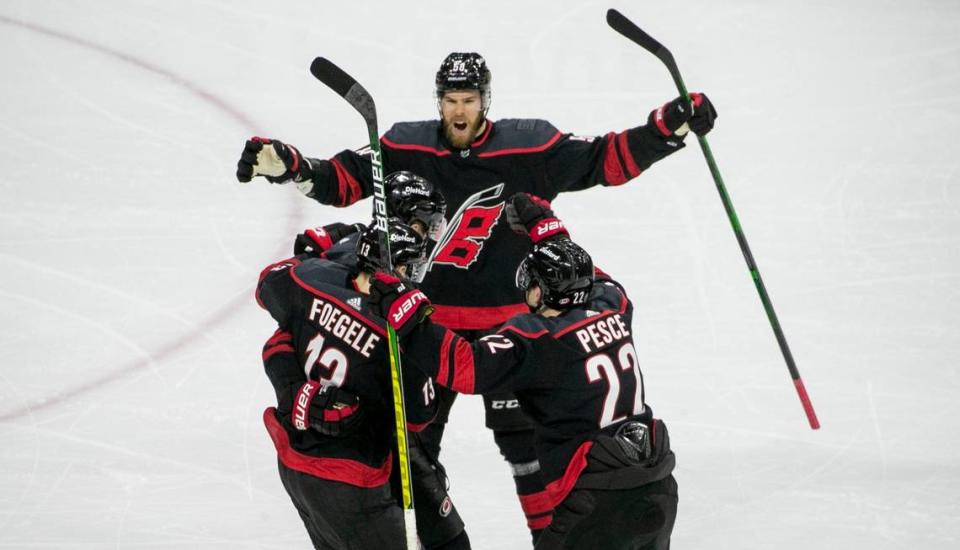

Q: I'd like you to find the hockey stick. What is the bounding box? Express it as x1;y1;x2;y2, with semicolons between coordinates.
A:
606;9;820;430
309;57;419;546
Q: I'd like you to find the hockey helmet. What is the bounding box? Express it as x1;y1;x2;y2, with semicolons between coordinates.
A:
385;171;447;241
356;219;427;274
517;239;594;310
435;52;492;114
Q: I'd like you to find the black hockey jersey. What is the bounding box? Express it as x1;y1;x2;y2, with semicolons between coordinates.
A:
400;273;653;507
257;256;437;487
307;118;685;330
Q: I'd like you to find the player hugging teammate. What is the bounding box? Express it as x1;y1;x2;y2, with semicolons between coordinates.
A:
243;51;717;549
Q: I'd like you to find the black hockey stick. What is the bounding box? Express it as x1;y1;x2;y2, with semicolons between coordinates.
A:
606;9;820;430
309;57;420;545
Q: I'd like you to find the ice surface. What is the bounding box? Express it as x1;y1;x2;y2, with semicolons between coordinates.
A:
1;1;959;548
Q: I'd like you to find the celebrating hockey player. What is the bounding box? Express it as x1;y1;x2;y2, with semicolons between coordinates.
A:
257;220;471;550
238;52;713;541
368;193;678;549
278;170;469;549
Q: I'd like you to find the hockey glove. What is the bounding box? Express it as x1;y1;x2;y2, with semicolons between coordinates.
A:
236;137;312;184
292;380;363;437
369;272;433;338
505;193;568;244
649;92;717;137
688;92;717;136
293;222;366;256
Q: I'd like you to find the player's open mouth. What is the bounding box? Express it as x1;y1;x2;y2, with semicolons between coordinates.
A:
453;122;468;131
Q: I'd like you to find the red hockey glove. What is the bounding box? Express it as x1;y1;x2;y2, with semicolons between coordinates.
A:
369;272;433;337
291;381;363;437
236;137;312;184
505;193;569;244
293;222;366;256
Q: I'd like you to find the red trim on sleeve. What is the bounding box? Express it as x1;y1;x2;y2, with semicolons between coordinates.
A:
430;303;530;330
519;490;553;516
528;514;554;531
256;257;300;309
406;420;432;433
450;338;476;394
437;331;454;386
266;329;292;347
616;131;642;179
263;408;392;487
330;158;363;206
262;344;294;362
544;441;593;508
602;131;628;186
305;227;335;251
477;131;562;158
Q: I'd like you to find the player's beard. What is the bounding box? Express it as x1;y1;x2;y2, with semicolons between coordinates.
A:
442;116;485;149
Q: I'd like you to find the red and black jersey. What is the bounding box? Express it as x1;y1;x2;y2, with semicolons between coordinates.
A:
400;274;653;507
256;256;437;487
305;118;686;330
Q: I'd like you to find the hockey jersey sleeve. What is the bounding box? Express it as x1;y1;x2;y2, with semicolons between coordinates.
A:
401;320;539;395
255;257;302;326
544;123;687;194
297;146;382;207
261;328;305;416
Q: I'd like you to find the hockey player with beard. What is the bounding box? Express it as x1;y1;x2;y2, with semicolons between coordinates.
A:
257;220;468;550
238;52;714;542
367;194;678;549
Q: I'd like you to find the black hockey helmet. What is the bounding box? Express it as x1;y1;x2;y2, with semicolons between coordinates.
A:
385;171;447;240
435;52;492;114
356;219;427;274
517;239;594;310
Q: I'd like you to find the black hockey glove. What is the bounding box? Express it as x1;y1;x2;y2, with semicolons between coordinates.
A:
236;137;312;184
292;380;363;437
368;272;434;338
293;222;366;256
505;193;569;244
649;92;717;137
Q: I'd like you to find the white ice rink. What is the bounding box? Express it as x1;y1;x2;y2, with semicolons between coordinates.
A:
2;1;959;548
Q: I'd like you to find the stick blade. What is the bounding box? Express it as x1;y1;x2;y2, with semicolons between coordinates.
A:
310;56;377;124
605;9;683;93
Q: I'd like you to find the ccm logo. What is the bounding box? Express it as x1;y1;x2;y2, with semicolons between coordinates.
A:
391;291;428;325
491;399;520;410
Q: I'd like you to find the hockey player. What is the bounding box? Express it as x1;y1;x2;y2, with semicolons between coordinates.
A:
258;220;468;550
368;194;678;549
237;52;713;540
282;172;468;549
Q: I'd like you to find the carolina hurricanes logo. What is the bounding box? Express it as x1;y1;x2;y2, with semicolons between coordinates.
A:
426;183;505;270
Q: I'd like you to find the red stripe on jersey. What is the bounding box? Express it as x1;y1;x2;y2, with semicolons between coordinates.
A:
471;120;493;147
381;136;451;156
450;337;476;394
519;490;553;516
288;269;387;337
263;408;391;487
431;303;530;330
330;158;363;206
602;131;628;186
616;131;642;179
545;441;593;508
406;420;431;433
528;513;554;531
498;325;549;340
266;329;292;347
256;257;300;309
477;131;561;158
437;330;454;386
262;344;294;362
553;310;616;339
